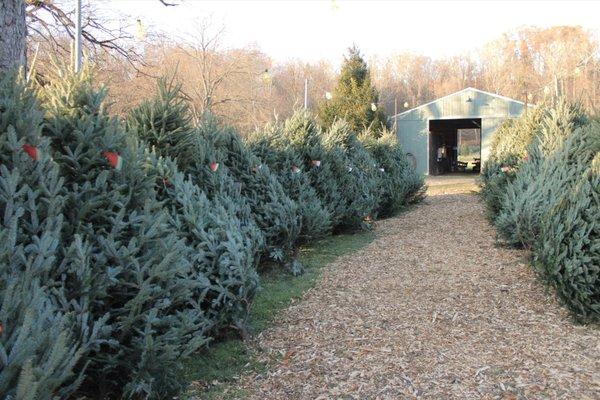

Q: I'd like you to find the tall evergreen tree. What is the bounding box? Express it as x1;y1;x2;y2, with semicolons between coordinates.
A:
318;46;387;136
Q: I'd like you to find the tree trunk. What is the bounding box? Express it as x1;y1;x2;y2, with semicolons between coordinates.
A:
0;0;27;75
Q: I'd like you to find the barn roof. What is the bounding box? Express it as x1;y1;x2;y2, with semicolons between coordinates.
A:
391;87;526;120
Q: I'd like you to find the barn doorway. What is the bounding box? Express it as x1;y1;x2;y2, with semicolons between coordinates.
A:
428;118;481;175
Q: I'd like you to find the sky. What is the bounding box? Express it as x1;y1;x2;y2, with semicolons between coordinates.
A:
99;0;600;66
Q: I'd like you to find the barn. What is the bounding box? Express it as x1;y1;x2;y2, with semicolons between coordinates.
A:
393;88;526;175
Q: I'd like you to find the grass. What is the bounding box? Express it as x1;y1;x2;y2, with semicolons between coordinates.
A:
182;230;376;399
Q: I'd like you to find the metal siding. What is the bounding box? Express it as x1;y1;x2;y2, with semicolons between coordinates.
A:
395;88;526;173
397;119;428;175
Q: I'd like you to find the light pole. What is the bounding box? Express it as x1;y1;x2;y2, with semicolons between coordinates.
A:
304;78;308;109
74;0;82;73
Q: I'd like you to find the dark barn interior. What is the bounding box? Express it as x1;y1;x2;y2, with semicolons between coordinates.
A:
428;118;481;175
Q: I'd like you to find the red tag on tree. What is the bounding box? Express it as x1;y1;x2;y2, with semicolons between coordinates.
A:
209;162;219;172
291;165;300;173
22;144;38;160
102;151;123;171
311;160;321;167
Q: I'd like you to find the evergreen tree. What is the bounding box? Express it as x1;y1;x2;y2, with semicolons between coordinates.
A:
137;148;260;331
281;111;349;230
248;122;332;243
127;81;265;269
534;152;600;322
321;119;381;230
40;68;212;399
318;46;387;136
0;71;94;399
207;123;303;274
360;131;425;217
495;102;591;247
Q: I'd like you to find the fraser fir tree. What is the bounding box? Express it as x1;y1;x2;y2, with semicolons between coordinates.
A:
40;67;213;399
135;143;260;330
127;82;265;269
495;101;591;247
248;123;332;243
321;119;381;230
280;111;349;230
205;123;303;274
318;46;387;136
534;152;600;322
0;71;93;399
360;131;425;217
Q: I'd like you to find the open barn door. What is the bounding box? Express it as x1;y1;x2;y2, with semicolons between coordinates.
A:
428;118;481;175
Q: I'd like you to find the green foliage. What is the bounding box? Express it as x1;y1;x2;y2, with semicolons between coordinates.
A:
197;120;303;274
140;150;260;332
127;81;265;272
480;107;545;220
1;68;427;400
281;111;349;229
482;98;600;323
0;70;92;400
318;46;387;136
494;102;592;247
534;154;600;322
248;118;333;242
321;119;381;229
360;131;425;216
40;67;214;399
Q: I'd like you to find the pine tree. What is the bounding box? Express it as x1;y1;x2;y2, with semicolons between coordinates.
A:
279;111;350;230
134;142;260;331
321;119;380;230
127;81;265;270
534;152;600;321
318;46;387;136
40;67;213;399
360;131;425;217
205;122;304;274
495;101;592;247
248;123;332;243
0;71;92;399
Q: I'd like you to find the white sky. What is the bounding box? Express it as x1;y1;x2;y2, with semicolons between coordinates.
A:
99;0;600;66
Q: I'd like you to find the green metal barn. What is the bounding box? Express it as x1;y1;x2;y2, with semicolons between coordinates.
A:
393;88;526;175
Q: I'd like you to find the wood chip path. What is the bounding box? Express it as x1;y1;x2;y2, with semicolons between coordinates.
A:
220;193;600;399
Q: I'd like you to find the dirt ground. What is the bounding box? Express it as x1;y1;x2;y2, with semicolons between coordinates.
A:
218;190;600;399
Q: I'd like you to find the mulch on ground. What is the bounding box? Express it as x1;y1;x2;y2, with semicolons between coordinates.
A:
213;193;600;399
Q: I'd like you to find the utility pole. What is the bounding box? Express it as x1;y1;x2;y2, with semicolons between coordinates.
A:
304;78;308;109
74;0;82;73
394;97;398;132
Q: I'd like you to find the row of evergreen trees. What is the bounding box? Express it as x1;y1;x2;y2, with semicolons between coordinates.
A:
1;68;424;399
480;100;600;323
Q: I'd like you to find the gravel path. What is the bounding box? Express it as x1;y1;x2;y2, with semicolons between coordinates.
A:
224;193;600;399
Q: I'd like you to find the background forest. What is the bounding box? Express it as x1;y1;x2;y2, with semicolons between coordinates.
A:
23;1;600;132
